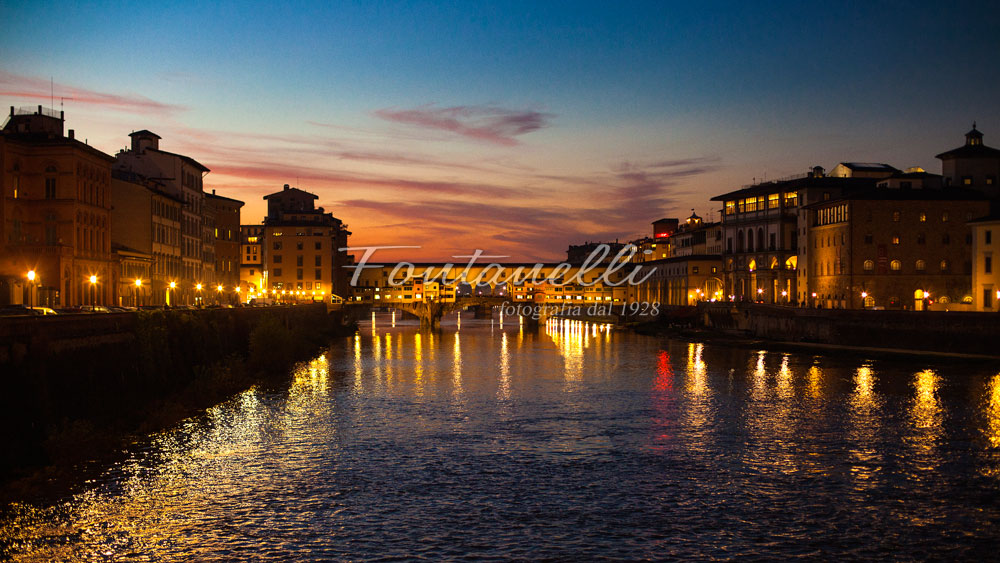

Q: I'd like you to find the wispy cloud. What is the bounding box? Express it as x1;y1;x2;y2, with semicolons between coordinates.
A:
0;71;185;115
373;104;553;146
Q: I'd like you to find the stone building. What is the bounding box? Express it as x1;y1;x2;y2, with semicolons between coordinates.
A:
806;185;988;310
1;106;116;307
260;184;351;301
205;191;244;304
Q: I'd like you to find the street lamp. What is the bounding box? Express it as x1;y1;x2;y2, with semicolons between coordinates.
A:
196;283;203;307
234;286;240;305
861;291;868;309
168;281;176;307
26;270;36;309
134;278;142;307
756;287;763;303
89;275;98;306
216;284;223;305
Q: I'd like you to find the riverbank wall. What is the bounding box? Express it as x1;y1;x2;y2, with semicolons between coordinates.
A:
698;303;1000;357
0;305;353;486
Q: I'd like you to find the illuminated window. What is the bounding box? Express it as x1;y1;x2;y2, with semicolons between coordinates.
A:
941;212;949;222
890;260;901;271
892;211;901;222
768;193;780;209
892;235;900;245
919;213;926;222
863;260;874;271
916;260;926;271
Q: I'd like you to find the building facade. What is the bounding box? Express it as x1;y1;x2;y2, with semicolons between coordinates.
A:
1;106;116;307
260;184;351;301
807;188;988;310
111;170;184;306
114;130;211;304
206;191;243;303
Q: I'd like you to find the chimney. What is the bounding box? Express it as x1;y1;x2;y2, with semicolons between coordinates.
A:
284;184;290;190
9;106;13;117
68;129;75;139
212;189;216;195
37;105;43;115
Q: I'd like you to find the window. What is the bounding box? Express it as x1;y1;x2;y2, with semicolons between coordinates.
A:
315;269;322;280
942;234;951;245
917;233;925;245
314;255;322;266
987;230;993;244
863;260;874;271
963;177;972;186
296;242;304;250
297;269;304;280
864;233;873;244
941;212;949;222
892;211;901;222
711;267;718;274
273;255;282;263
296;255;303;266
940;260;949;271
768;193;780;209
987;256;993;274
274;268;282;277
273;241;282;250
45;178;56;199
892;235;900;245
988;176;996;186
890;260;901;271
769;233;776;250
986;289;994;309
692;266;699;274
315;241;322;250
916;260;926;271
919;213;926;222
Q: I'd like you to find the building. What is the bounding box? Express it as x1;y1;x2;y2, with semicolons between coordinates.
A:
936;124;1000;197
110;170;183;305
712;167;888;303
969;213;1000;311
114;130;211;304
671;211;723;257
239;224;264;301
828;162;899;179
205;190;244;303
1;106;116;307
566;241;626;264
807;186;988;310
627;255;724;306
260;184;351;301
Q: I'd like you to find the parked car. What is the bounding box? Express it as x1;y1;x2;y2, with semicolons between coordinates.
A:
29;306;58;315
79;305;112;313
0;305;40;316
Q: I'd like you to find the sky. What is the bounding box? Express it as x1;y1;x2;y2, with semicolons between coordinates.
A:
2;0;999;260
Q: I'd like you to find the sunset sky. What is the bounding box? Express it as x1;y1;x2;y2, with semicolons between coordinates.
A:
3;1;999;260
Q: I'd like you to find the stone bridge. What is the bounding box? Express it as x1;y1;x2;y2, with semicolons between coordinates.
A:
342;296;512;328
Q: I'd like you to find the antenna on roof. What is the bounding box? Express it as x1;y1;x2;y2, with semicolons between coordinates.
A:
50;77;54;112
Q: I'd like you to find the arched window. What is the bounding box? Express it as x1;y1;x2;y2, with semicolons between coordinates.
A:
940;260;949;271
864;296;875;308
757;228;765;250
890;260;902;271
863;259;874;271
737;231;745;252
746;230;754;252
915;260;926;271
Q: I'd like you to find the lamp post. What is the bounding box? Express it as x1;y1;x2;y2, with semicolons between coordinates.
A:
756;287;763;303
196;283;203;307
234;286;240;305
26;270;36;310
781;290;788;305
89;275;97;307
168;281;176;307
134;278;142;307
216;284;223;305
860;291;868;309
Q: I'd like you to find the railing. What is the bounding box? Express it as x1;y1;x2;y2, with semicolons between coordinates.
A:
739;172;809;190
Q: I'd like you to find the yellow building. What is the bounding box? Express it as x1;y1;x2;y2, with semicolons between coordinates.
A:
969;214;1000;311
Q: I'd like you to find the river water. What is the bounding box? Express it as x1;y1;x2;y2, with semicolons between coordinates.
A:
3;313;1000;560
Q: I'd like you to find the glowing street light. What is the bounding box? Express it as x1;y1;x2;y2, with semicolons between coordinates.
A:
26;270;36;310
168;281;176;307
89;275;98;306
196;283;203;307
134;278;143;307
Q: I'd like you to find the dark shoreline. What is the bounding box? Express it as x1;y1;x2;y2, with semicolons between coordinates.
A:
0;306;355;506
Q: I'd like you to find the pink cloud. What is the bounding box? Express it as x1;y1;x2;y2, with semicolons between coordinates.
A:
0;71;185;115
373;104;552;146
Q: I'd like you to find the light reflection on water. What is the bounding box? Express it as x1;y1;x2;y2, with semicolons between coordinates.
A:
3;312;1000;560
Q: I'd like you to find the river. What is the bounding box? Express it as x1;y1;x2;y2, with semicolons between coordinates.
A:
3;312;1000;560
